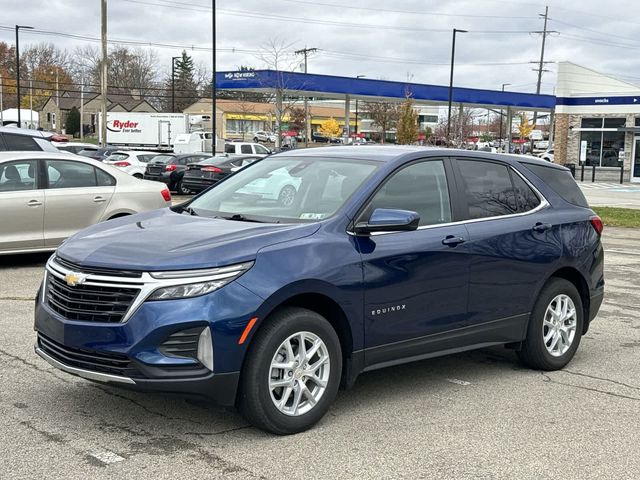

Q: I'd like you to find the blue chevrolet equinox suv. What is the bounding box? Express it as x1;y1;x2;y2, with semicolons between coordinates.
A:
34;146;604;434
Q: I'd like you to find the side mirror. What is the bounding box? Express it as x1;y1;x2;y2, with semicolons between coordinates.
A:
354;208;420;235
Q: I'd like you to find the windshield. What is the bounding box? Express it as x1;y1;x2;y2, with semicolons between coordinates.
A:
188;156;379;223
151;155;175;163
107;153;129;161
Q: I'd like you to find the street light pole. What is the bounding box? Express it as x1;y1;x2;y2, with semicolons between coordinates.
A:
499;83;511;151
171;56;180;112
100;0;108;147
211;0;216;152
15;25;33;128
446;28;467;145
355;75;365;136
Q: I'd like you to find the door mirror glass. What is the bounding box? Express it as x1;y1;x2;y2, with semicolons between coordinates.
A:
354;208;420;235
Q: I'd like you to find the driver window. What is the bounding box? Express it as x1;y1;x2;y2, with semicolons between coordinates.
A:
368;160;452;227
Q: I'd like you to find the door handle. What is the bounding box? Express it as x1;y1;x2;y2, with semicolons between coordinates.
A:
93;196;107;203
27;199;42;207
532;222;552;233
442;235;466;247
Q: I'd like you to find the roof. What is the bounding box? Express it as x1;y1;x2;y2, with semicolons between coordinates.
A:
43;93;156;112
0;125;55;138
273;145;568;170
216;70;555;110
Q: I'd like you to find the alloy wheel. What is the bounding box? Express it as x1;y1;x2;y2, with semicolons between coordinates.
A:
268;331;330;416
542;294;577;357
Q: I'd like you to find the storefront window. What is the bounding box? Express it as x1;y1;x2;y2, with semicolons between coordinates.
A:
579;117;626;167
225;119;265;135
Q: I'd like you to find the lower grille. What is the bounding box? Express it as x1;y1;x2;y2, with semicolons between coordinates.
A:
159;327;204;359
46;273;139;323
37;333;143;378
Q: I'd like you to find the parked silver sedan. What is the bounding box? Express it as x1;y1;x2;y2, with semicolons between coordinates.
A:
0;152;172;255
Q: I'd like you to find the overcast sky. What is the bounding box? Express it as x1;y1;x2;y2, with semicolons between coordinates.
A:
2;0;640;95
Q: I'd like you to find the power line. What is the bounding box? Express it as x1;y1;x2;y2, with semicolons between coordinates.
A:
120;0;536;34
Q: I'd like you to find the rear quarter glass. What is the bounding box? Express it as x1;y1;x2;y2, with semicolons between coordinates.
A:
522;163;589;208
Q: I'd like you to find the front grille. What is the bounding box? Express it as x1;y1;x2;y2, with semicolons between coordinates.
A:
55;256;142;278
37;333;143;378
159;327;204;359
46;273;139;323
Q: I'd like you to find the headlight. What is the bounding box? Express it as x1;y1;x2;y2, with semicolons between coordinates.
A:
147;261;253;301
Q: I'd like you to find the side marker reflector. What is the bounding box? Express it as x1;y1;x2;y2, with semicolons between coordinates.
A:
238;317;258;345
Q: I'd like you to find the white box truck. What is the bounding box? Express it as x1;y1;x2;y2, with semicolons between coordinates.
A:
99;112;189;149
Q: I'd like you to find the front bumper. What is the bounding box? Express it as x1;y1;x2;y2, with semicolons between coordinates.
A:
35;343;240;404
34;267;265;406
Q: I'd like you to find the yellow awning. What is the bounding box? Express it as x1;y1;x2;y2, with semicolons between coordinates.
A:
226;113;269;121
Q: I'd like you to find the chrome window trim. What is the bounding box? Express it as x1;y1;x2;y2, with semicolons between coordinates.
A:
45;257;253;323
348;164;549;236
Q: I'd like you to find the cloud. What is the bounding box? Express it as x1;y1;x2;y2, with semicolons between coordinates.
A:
2;0;640;94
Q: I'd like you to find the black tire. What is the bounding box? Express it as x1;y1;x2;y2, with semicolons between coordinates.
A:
277;185;296;207
176;180;190;195
133;173;143;179
238;307;342;435
253;137;260;143
518;278;584;371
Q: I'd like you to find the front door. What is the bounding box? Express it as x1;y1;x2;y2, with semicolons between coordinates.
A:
632;137;640;183
43;159;116;246
0;160;44;252
355;159;470;367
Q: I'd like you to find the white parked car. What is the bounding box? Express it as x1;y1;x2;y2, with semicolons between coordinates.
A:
225;142;271;157
103;150;159;178
0;152;171;255
237;166;302;206
539;149;554;162
252;131;277;143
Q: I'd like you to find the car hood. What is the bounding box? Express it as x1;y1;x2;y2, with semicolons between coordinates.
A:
57;208;320;271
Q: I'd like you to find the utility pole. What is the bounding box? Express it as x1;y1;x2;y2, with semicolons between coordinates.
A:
446;28;467;145
294;46;317;147
100;0;108;147
80;76;84;140
531;6;556;150
171;56;180;113
29;79;33;128
211;0;216;152
15;25;33;128
1;75;4;126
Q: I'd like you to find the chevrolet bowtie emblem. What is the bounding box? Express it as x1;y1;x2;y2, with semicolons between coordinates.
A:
64;272;88;287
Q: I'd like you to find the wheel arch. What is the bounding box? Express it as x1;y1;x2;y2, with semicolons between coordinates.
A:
245;288;357;390
542;266;591;334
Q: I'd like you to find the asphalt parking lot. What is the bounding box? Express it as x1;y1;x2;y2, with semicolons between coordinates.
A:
1;228;639;480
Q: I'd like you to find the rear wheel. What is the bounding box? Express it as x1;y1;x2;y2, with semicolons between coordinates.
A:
176;180;190;195
239;307;342;435
133;173;143;179
518;278;583;370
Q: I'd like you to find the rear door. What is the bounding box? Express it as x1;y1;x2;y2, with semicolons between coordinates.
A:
43;160;116;246
452;158;562;332
356;158;471;365
0;159;44;251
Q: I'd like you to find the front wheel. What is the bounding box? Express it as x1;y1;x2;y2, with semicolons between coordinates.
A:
518;278;584;370
239;307;342;435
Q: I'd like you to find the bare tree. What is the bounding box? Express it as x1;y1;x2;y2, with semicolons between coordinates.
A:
255;38;302;148
364;101;401;143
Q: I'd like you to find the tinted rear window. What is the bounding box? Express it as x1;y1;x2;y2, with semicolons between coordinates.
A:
3;133;41;151
522;163;589;208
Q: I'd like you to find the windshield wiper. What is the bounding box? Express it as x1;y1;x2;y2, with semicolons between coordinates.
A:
182;206;199;216
221;213;265;223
